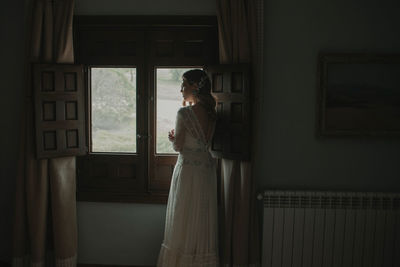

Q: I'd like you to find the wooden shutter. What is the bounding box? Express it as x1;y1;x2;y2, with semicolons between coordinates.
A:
207;64;251;160
34;64;86;159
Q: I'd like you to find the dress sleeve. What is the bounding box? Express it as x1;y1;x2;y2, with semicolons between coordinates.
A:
172;108;186;152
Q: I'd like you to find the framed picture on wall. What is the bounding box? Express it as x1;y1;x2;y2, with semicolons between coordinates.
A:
317;53;400;137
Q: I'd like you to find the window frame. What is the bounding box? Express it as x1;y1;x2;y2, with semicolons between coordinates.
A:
74;15;219;203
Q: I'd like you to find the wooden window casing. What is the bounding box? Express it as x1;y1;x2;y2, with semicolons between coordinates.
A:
74;16;218;203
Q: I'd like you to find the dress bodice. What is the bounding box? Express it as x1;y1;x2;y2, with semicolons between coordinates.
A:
178;134;215;167
172;106;216;168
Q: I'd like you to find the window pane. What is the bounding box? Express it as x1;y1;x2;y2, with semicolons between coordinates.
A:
156;68;193;154
91;68;136;153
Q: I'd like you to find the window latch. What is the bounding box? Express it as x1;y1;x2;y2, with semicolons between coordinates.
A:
137;134;152;139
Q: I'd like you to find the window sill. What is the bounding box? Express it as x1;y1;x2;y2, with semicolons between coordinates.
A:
77;190;168;204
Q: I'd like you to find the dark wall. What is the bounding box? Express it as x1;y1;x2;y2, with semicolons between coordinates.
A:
0;0;26;262
255;0;400;191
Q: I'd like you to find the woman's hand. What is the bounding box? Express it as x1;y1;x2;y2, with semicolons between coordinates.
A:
168;129;175;142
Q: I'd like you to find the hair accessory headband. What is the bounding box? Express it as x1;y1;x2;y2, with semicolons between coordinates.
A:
198;75;208;90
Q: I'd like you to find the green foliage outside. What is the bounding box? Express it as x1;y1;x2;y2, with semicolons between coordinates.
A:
91;67;193;154
91;68;136;152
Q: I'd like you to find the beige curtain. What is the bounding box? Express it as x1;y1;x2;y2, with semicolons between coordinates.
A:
12;0;77;266
216;0;264;266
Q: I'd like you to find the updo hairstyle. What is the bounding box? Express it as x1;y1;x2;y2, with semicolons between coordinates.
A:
182;69;217;119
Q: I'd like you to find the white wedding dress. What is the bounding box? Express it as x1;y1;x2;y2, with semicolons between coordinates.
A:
157;106;219;267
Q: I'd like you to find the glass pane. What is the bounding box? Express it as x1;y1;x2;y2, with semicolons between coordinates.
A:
156;68;194;154
91;67;136;153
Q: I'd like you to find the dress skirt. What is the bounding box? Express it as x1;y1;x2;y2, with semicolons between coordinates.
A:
157;153;219;267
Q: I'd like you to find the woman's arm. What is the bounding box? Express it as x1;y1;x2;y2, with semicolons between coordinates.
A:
169;109;186;152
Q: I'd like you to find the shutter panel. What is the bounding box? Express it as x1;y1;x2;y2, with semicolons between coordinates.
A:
207;64;251;160
34;64;86;159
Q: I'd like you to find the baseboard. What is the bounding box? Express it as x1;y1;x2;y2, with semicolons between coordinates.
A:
1;261;153;267
1;260;154;267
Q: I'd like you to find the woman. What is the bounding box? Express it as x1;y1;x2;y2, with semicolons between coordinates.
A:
157;69;219;267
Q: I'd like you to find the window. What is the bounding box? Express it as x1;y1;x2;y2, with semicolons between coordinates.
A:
90;67;137;153
74;16;219;203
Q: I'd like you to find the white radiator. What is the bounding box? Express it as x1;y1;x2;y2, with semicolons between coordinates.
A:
261;190;400;267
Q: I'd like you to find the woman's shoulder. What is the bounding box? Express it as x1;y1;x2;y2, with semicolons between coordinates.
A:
177;106;191;115
176;106;191;120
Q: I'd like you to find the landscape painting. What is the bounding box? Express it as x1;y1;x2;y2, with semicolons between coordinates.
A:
318;54;400;136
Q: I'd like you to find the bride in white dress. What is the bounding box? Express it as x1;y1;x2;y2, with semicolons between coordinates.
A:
157;69;219;267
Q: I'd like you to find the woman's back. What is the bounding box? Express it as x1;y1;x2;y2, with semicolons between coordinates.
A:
176;106;216;168
191;104;215;143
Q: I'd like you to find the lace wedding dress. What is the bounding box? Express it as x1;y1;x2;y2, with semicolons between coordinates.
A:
157;106;219;267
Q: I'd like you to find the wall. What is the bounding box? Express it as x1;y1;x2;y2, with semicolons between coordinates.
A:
74;0;216;16
0;0;26;262
258;0;400;191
